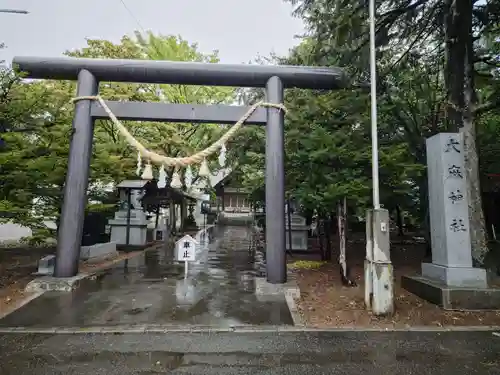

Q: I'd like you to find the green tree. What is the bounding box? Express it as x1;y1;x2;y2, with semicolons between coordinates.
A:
283;0;500;264
1;33;235;241
0;70;67;240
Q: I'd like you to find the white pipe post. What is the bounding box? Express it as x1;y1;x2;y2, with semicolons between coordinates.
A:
366;0;394;316
369;0;380;210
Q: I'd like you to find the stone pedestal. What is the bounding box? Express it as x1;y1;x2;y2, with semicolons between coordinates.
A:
35;255;56;276
402;133;499;310
108;209;148;246
421;262;487;288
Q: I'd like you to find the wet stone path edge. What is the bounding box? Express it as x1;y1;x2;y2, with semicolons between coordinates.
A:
0;226;293;328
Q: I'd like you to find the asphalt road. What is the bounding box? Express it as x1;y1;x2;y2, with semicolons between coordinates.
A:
0;330;499;374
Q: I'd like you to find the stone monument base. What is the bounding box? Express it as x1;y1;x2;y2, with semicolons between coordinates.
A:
422;262;488;288
254;276;300;302
25;275;87;293
402;275;500;310
80;241;118;263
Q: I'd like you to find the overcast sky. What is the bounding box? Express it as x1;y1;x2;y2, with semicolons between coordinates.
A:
0;0;305;65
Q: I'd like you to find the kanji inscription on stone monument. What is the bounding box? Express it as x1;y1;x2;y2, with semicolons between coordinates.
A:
444;137;461;153
448;164;463;179
443;137;467;235
449;218;466;232
448;189;464;204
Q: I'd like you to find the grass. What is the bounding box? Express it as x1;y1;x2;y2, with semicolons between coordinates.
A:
288;260;327;270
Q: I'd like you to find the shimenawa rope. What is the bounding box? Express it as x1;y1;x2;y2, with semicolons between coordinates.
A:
72;95;287;168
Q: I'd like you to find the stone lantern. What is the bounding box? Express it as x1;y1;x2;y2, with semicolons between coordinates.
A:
108;180;149;247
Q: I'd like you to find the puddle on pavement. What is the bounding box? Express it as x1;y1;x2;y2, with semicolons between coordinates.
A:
0;226;293;327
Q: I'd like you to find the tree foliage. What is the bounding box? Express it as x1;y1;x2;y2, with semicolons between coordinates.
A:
0;33;235;242
268;0;500;264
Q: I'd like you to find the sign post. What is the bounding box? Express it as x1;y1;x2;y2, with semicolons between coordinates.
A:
175;235;197;279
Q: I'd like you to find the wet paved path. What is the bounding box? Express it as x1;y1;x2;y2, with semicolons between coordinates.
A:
0;330;499;374
0;226;292;328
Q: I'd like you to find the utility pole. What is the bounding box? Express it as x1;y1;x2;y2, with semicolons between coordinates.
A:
0;9;29;14
364;0;394;316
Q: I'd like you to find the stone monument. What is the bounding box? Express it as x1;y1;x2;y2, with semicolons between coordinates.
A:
402;133;500;310
423;132;487;287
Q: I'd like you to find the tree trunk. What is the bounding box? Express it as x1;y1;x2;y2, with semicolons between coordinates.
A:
395;205;404;237
304;208;313;226
444;0;465;132
155;204;160;228
415;173;432;258
337;200;346;275
337;197;356;286
462;125;488;265
318;217;326;261
462;0;488;265
324;215;332;261
444;0;488;265
319;236;325;261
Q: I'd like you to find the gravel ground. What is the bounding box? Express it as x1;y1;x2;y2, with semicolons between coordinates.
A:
294;239;500;328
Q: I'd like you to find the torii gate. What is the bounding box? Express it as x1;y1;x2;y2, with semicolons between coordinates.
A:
13;56;347;284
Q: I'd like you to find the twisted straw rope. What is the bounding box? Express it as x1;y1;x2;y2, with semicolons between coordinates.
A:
72;95;287;168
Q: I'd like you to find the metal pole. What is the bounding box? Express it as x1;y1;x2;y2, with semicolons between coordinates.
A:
125;189;131;246
54;69;98;277
369;0;380;209
265;76;286;284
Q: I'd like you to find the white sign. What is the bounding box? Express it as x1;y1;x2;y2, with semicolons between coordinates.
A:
175;235;197;262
